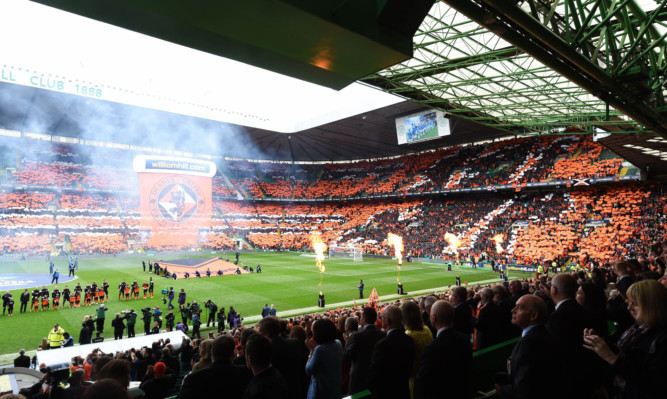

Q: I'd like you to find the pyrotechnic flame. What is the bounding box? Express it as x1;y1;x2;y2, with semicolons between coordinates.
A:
311;233;327;286
387;233;404;263
492;234;505;253
387;233;404;282
444;233;461;256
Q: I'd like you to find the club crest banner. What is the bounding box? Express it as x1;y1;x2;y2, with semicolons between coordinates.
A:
133;156;216;247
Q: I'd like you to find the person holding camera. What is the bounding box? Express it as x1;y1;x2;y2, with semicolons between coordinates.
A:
180;303;191;327
153;306;163;329
165;309;175;332
205;300;218;327
96;304;109;334
191;310;202;339
216;307;226;334
141;307;153;335
123;309;138;338
177;289;186;308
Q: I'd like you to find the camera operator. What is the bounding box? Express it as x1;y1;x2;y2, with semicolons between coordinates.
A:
141;307;152;335
122;309;138;338
165;309;175;332
153;306;163;329
95;304;109;334
205;300;218;328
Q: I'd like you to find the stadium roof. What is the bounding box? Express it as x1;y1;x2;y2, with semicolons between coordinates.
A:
363;0;667;138
2;1;667;172
0;82;509;162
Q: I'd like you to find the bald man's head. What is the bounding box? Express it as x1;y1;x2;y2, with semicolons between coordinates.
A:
551;273;577;301
381;305;403;331
430;300;454;330
511;295;547;330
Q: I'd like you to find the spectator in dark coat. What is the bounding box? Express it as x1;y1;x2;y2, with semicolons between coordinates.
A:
416;301;472;399
369;305;414;399
14;349;31;368
584;280;667;399
495;295;564;399
473;288;503;349
450;287;473;337
547;274;605;398
344;306;385;395
79;319;92;345
257;316;308;399
244;334;288;399
178;335;252;399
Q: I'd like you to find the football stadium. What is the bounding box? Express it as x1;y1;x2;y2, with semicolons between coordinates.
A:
0;1;666;399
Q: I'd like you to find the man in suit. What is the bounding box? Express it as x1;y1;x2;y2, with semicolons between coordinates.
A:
451;286;473;338
608;260;636;337
257;316;307;399
473;288;503;349
245;334;289;399
420;296;437;338
13;349;31;368
508;280;524;305
369;305;414;399
178;335;252;399
416;300;472;399
495;295;563;399
546;273;602;398
345;306;385;395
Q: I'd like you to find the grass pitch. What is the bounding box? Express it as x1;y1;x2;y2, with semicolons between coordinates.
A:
0;252;525;355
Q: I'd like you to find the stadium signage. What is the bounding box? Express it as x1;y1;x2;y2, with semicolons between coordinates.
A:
133;155;216;177
0;67;101;98
507;266;538;272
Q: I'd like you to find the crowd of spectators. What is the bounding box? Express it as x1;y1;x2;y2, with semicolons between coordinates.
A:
0;182;663;269
0;135;659;268
2;134;629;202
9;246;667;399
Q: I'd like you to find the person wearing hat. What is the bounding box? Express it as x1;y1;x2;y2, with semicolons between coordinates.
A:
139;361;177;399
47;323;65;349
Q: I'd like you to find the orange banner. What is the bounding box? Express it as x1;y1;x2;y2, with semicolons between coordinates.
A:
137;172;212;248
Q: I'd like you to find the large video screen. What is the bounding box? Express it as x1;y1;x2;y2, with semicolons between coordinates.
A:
395;110;450;145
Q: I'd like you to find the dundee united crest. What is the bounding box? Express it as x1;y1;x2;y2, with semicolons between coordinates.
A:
149;176;205;225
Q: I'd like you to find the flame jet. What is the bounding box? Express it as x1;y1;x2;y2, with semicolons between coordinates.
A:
491;234;505;254
387;233;404;282
311;233;327;286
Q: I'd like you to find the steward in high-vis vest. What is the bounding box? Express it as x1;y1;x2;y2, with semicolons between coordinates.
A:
47;324;65;348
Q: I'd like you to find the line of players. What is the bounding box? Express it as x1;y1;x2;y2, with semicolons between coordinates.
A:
1;277;156;316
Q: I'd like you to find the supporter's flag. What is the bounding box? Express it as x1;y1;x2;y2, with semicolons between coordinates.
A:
368;288;379;308
133;156;216;247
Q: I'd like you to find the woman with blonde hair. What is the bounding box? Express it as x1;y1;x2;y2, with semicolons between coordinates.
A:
400;299;433;399
584;280;667;399
191;338;213;372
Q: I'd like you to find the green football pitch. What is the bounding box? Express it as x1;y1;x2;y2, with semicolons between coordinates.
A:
0;252;527;356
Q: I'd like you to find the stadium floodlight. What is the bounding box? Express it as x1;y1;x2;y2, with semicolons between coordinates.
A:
329;246;363;262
